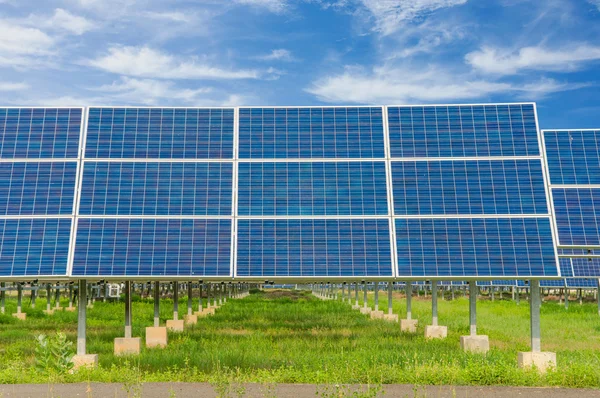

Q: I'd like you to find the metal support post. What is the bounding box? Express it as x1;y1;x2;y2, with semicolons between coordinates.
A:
68;284;73;308
388;282;393;315
354;283;359;306
530;280;541;352
516;286;520;305
46;284;52;312
124;281;132;338
153;281;160;327
469;281;477;336
1;282;5;314
187;282;193;316
77;280;87;355
406;281;412;320
597;279;600;316
213;284;218;307
363;282;368;309
374;282;379;311
54;284;61;309
31;286;36;308
103;283;108;302
17;283;22;314
173;282;179;321
432;280;438;326
199;283;203;311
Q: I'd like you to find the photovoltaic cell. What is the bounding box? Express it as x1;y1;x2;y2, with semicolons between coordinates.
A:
72;219;231;277
238;107;385;159
565;278;598;288
391;159;548;215
236;219;392;277
85;108;234;159
544;130;600;185
237;161;388;216
79;162;233;216
387;104;540;158
559;257;574;277
0;162;77;215
0;108;82;159
570;257;600;277
0;218;72;276
552;188;600;246
395;218;557;277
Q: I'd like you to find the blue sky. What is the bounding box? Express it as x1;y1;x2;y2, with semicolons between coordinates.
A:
0;0;599;128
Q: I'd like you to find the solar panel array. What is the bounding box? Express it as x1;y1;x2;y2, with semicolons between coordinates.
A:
0;108;83;277
391;104;558;278
0;104;566;280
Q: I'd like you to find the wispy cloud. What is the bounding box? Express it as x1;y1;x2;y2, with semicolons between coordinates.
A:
588;0;600;11
232;0;288;13
39;8;95;35
254;49;295;61
466;44;600;75
85;46;260;80
0;81;29;91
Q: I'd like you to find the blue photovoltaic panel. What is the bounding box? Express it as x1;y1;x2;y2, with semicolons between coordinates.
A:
237;161;388;216
238;107;385;159
388;104;540;158
391;159;548;215
552;188;600;246
0;219;71;276
395;218;557;277
558;248;600;256
236;219;392;277
0;108;82;159
544;130;600;184
559;258;574;277
566;278;598;288
85;108;234;159
79;162;232;216
0;162;77;215
72;219;231;277
571;257;600;277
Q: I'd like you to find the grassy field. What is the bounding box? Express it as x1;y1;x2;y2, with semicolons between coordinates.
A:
0;289;599;388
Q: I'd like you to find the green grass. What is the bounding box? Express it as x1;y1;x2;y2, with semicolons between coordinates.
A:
1;289;600;388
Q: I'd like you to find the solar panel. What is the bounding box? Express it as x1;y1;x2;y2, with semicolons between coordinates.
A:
79;162;232;216
387;104;539;158
0;108;82;159
85;108;234;159
570;258;600;277
559;258;574;277
0;219;72;277
565;278;598;288
236;219;392;277
391;159;547;215
395;218;557;277
72;219;231;277
552;188;600;247
544;130;600;185
237;161;388;216
238;107;385;159
0;162;77;215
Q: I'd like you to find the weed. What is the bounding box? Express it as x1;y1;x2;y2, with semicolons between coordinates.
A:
34;333;74;376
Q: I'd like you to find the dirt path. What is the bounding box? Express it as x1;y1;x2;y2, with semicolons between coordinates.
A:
0;383;598;397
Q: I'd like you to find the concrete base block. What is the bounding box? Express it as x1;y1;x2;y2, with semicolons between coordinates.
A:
204;307;216;315
43;309;54;315
460;335;490;353
166;319;184;332
425;325;448;339
400;319;418;333
184;314;198;325
114;337;141;356
359;307;371;314
71;354;98;370
370;310;384;319
352;304;360;310
65;306;76;312
383;313;399;322
145;327;168;348
12;313;26;320
518;351;557;373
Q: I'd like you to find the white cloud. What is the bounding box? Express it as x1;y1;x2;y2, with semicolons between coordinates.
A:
45;8;95;35
589;0;600;11
305;65;585;104
0;20;54;56
466;44;600;75
233;0;288;13
86;46;260;80
357;0;468;35
0;81;29;91
255;49;295;62
141;11;193;23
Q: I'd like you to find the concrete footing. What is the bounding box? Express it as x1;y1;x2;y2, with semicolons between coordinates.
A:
166;319;184;332
359;307;371;315
71;354;98;370
370;310;384;319
383;313;398;322
145;327;168;348
424;325;448;339
65;306;76;312
11;313;26;320
351;304;360;310
114;337;141;356
460;335;489;353
400;319;418;333
518;351;557;373
43;309;54;315
184;314;198;325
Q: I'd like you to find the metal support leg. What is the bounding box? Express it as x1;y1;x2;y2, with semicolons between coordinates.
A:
597;279;600;317
374;282;379;311
406;282;412;320
154;281;160;327
469;281;477;336
432;280;438;326
530;280;541;352
354;283;359;306
55;285;60;309
0;282;5;314
388;282;393;315
31;286;36;308
17;283;22;314
77;280;87;355
199;283;203;312
363;282;368;309
46;284;52;312
187;282;193;316
68;284;73;308
213;284;218;307
173;282;179;321
124;281;132;338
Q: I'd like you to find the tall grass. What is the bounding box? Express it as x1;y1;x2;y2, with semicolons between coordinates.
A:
0;289;599;387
